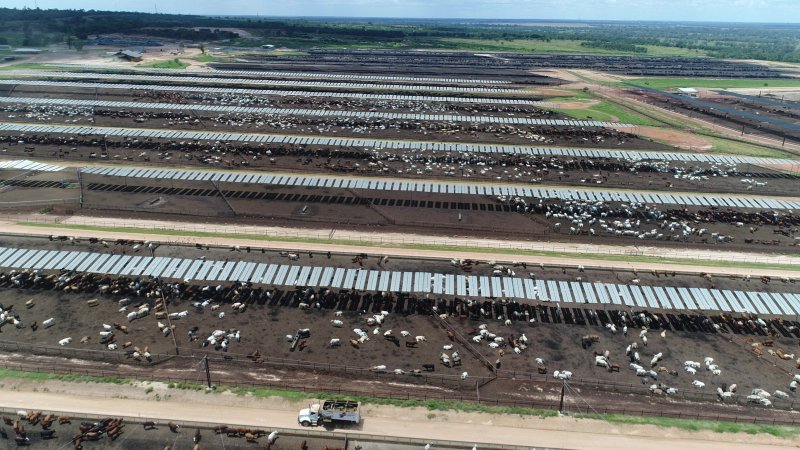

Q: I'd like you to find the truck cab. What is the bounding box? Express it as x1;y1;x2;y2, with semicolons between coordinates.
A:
297;404;322;427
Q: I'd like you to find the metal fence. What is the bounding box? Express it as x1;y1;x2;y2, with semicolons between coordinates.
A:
0;340;175;366
1;340;799;427
1;359;798;427
0;406;539;450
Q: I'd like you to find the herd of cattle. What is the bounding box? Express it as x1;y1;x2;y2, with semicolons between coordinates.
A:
134;90;549;115
1;251;799;363
1;103;634;147
0;410;284;449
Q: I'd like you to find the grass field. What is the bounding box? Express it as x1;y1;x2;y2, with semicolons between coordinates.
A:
706;136;800;159
0;62;50;71
140;58;189;69
190;54;217;62
554;100;662;126
435;38;707;57
627;77;800;90
548;88;662;126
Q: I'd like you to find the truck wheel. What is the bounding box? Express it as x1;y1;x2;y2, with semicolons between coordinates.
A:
301;421;311;427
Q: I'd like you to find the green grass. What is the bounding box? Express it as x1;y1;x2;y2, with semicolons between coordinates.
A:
548;88;595;102
555;100;662;126
576;413;800;438
434;38;706;57
195;383;558;417
141;58;189;69
627;77;800;90
190;54;217;63
706;136;799;159
588;90;800;159
0;62;52;71
0;368;130;385
542;88;661;126
17;221;800;271
1;367;794;436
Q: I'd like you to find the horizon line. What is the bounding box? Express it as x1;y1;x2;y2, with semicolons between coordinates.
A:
1;7;799;25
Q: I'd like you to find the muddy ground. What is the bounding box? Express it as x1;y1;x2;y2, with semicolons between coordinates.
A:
7;143;794;197
2;281;800;417
5;84;553;115
0;414;347;450
61;174;798;252
0;235;795;294
0;110;652;150
2;174;795;252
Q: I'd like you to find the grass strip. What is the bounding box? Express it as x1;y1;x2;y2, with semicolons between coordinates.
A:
1;368;794;435
0;368;129;385
555;100;662;126
575;412;800;438
140;58;189;69
17;221;800;271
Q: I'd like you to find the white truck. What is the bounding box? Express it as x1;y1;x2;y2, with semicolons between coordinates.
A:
298;399;360;427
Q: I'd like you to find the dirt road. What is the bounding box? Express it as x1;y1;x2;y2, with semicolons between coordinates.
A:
0;381;796;450
596;85;800;155
3;214;799;276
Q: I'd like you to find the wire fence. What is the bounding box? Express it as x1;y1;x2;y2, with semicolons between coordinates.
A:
1;359;798;428
1;340;799;424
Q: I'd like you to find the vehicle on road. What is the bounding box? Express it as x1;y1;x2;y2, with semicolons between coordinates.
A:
298;399;360;427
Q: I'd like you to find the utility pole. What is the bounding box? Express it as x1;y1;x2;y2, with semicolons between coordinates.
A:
203;354;213;389
558;381;566;415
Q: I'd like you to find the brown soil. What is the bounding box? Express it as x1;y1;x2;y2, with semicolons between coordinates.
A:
615;126;713;151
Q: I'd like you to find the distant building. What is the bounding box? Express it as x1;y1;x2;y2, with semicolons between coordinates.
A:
261;44;275;50
677;87;699;97
0;45;11;51
13;48;42;54
116;50;143;62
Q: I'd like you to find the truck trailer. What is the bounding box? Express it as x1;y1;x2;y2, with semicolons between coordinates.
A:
298;399;360;427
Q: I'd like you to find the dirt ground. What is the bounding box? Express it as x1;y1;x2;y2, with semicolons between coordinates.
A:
66;172;800;253
0;236;799;416
628;90;800;147
3;382;799;450
3;283;800;410
612;126;714;151
3;214;800;273
7;138;797;196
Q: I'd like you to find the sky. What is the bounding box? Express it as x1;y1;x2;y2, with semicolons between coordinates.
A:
2;0;799;23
